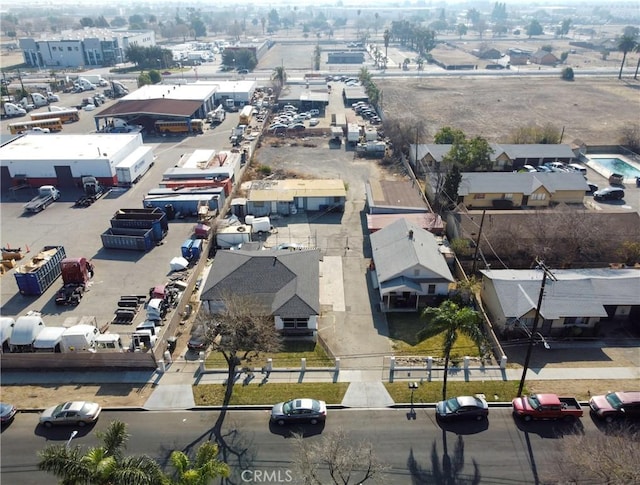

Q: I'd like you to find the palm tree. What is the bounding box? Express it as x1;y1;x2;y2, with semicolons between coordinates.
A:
383;29;390;68
617;34;637;79
419;301;485;400
169;441;230;484
38;420;168;485
271;65;287;95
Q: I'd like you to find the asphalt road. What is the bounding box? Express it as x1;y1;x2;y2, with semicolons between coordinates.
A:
0;407;607;484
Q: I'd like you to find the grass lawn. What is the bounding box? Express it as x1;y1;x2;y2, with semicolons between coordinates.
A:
384;381;525;404
193;382;349;406
387;313;481;359
204;341;334;369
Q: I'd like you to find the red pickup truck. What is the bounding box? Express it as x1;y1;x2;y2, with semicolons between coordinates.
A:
512;393;584;422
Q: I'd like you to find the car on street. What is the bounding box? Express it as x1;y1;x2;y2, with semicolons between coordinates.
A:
270;398;327;425
593;186;624;201
0;403;17;425
39;401;102;428
436;395;489;421
589;391;640;423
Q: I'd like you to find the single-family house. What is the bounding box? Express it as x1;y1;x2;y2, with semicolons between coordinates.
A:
366;212;444;235
530;50;559;65
370;219;455;311
507;48;531;65
457;172;589;209
480;268;640;338
246;179;346;217
200;249;321;338
472;47;501;59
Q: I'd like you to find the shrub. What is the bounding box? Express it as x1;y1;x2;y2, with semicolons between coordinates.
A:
561;67;574;81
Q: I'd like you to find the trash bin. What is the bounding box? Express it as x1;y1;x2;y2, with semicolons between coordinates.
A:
166;336;178;353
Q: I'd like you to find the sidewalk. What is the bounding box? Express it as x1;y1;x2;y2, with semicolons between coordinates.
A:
140;361;640;410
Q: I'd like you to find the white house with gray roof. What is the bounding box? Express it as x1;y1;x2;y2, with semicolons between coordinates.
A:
480;268;640;338
458;172;589;209
370;219;454;311
200;249;321;338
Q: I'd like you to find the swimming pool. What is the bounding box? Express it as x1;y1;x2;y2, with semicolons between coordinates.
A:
589;157;640;179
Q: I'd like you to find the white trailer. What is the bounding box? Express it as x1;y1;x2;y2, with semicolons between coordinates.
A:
216;225;251;248
347;123;360;144
80;75;108;87
60;324;99;353
115;146;154;186
33;326;66;352
8;314;45;352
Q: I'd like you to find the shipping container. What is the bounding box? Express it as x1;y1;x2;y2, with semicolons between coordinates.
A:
14;246;66;296
115;147;154;186
110;208;168;242
101;227;154;251
143;194;219;216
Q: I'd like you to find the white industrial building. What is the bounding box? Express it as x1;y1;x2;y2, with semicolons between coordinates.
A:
194;80;258;107
0;133;151;190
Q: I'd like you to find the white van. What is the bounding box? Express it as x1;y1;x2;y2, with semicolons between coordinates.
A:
567;163;587;176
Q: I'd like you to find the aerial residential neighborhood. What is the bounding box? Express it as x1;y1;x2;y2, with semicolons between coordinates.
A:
1;0;639;483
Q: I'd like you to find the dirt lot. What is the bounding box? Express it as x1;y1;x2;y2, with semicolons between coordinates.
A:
378;76;639;145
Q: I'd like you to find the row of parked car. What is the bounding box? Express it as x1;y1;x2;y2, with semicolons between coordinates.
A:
352;101;382;125
268;105;321;132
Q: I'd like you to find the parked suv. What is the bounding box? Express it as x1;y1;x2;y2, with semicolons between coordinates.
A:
593;187;624;201
589;391;640;423
608;173;624;185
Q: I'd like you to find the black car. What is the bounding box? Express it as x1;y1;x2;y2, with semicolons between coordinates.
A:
187;326;208;352
593;187;624;201
436;396;489;421
586;182;599;194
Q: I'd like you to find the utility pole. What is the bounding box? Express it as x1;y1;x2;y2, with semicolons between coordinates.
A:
517;260;557;397
471;210;486;274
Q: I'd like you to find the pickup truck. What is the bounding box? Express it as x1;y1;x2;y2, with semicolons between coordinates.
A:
24;185;61;213
512;393;583;422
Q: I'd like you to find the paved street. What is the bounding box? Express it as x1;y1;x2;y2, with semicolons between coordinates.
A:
0;408;600;485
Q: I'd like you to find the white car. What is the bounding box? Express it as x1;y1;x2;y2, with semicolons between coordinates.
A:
83;104;96;111
308;118;319;126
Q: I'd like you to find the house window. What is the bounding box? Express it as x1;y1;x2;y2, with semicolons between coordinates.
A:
474;194;485;199
427;284;436;294
282;318;308;329
531;193;546;201
564;317;588;325
414;269;420;276
503;193;513;200
67;47;72;51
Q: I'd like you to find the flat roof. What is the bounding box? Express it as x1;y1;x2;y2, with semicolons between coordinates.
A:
248;179;346;202
121;83;217;101
0;133;140;162
194;80;257;93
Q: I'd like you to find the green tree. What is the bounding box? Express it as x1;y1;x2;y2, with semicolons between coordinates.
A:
95;16;109;28
434;126;465;144
111;17;127;28
271;65;287;95
191;18;206;39
148;70;162;84
38;420;168;485
561;67;574;81
441;163;462;209
617;34;637;79
456;23;468;39
419;301;485;400
138;72;152;87
383;29;390;67
526;19;543;38
221;49;257;71
80;17;94;28
168;441;230;484
313;44;321;71
560;18;571;37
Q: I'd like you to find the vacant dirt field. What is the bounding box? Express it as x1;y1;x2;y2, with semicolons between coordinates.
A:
378;76;640;145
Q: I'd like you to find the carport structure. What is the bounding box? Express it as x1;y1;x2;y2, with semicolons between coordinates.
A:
94;83;217;133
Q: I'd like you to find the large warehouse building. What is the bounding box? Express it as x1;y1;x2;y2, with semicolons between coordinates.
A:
0;133;151;190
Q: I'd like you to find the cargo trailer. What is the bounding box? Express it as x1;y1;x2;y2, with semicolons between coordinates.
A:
14;246;66;296
115;146;154;186
143;194;219;216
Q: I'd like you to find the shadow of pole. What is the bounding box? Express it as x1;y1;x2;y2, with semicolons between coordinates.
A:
523;431;540;485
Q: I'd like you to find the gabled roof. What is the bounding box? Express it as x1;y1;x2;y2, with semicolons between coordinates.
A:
200;249;321;317
370;218;454;284
481;268;640;320
410;143;575;163
458;172;589;195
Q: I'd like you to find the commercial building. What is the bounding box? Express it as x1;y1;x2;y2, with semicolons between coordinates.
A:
0;133;149;189
19;28;156;68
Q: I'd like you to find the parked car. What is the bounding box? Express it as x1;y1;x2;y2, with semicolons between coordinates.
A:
187;325;209;352
309;109;320;116
83;104;96;111
39;401;102;428
436;395;489;421
0;403;17;425
589;391;640;423
270;398;327;425
237;69;249;75
288;123;306;131
269;123;288;131
586;182;599;194
522;165;538;173
308;118;319;126
536;165;553;173
608;173;624;185
593;187;624;201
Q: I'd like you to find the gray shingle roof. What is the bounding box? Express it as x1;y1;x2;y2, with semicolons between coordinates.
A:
200;249;320;317
410;143;575;163
481;268;640;319
458;172;589;195
370;218;454;284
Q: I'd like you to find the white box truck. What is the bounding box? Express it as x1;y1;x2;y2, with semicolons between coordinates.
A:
60;324;99;353
115;147;154;186
81;75;108;87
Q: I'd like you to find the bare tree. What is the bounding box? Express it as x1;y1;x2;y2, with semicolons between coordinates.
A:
545;426;640;484
195;293;281;407
292;428;388;484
